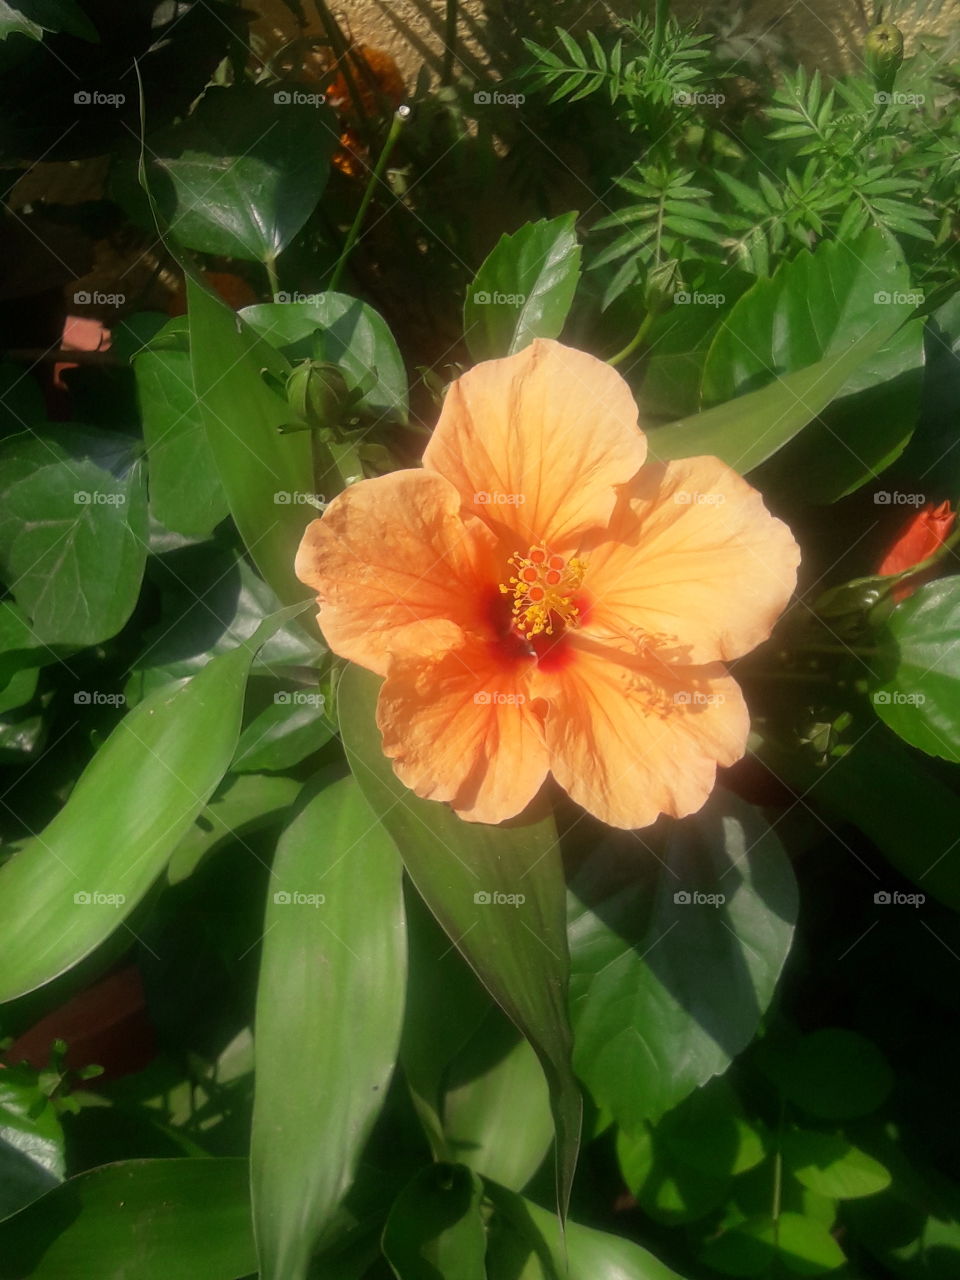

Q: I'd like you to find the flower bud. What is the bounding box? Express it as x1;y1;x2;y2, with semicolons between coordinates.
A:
866;24;904;97
287;361;355;431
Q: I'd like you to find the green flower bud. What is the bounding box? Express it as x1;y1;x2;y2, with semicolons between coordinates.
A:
287;361;356;432
866;24;904;97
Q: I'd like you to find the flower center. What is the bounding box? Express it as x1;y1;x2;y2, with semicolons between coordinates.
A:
499;546;586;636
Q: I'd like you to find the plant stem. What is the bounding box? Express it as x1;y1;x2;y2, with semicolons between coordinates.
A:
263;254;280;301
608;308;656;368
442;0;457;85
328;107;408;292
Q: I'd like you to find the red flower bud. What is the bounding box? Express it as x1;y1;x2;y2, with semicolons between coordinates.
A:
877;500;956;600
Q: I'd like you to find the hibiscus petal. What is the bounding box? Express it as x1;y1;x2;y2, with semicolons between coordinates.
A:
580;456;800;664
534;639;749;830
377;639;549;824
423;339;646;549
295;470;499;675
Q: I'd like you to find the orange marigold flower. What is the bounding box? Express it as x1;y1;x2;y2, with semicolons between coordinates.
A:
876;499;955;601
296;340;800;828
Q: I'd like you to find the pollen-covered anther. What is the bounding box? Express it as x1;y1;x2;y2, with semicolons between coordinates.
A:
500;546;586;636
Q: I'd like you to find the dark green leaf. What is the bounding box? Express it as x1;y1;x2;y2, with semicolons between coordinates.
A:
382;1164;487;1280
464;214;581;362
0;427;147;645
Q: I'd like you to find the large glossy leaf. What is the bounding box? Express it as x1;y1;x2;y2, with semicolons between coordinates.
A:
0;1074;64;1219
0;604;307;1002
187;278;315;607
0;427;147;645
569;790;797;1130
150;85;338;265
133;318;229;538
382;1164;487;1280
338;664;582;1216
700;228;916;405
251;772;406;1280
243;295;408;421
443;1008;554;1191
871;579;960;762
646;322;906;473
781;1129;891;1199
485;1180;689;1280
464;214;581;362
0;1158;255;1279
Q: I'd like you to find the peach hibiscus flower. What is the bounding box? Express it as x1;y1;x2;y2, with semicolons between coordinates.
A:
296;340;800;828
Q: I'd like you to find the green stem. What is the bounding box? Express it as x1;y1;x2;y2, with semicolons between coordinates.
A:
328;107;408;292
442;0;457;85
608;308;657;368
263;254;280;301
771;1098;785;1255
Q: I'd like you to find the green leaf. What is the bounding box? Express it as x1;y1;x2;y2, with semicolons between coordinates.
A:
485;1180;689;1279
658;1077;766;1179
764;732;960;913
166;772;302;884
338;664;582;1217
242;295;408;422
757;1029;893;1120
0;1158;256;1279
700;228;916;406
231;693;335;773
382;1164;487;1280
0;0;97;41
464;214;581;362
647;322;905;472
251;772;406;1280
617;1124;731;1225
0;427;147;645
187;278;315;606
0;1074;64;1218
149;85;338;265
872;580;960;762
0;604;307;1002
133;318;229;539
700;1212;845;1276
444;1008;554;1191
569;790;797;1129
781;1129;891;1199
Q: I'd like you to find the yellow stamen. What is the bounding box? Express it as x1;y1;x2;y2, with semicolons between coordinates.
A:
499;546;586;635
